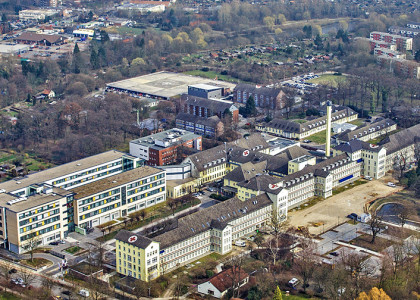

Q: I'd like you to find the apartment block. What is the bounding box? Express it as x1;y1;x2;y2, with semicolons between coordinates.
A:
129;129;202;166
373;48;405;59
370;31;413;51
388;26;420;37
72;166;166;229
0;150;142;253
377;55;420;79
0;186;72;253
233;84;285;109
369;40;398;52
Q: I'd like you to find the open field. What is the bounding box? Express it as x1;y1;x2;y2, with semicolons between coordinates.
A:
307;129;328;144
0;150;54;171
288;175;404;235
307;74;347;88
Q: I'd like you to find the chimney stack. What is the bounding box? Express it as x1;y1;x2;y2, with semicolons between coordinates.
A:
325;101;332;157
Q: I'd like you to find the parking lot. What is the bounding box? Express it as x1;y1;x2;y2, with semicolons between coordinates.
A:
18;41;89;60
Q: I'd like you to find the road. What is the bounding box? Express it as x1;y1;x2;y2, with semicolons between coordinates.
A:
288;175;404;235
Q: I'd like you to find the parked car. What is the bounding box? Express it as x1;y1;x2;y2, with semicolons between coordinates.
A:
288;278;300;288
330;252;339;257
387;182;396;187
78;290;90;297
59;240;66;244
365;176;372;181
234;240;246;247
8;268;17;274
49;241;59;245
347;213;358;220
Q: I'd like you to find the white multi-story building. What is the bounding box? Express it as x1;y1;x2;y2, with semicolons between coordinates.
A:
0;151;143;253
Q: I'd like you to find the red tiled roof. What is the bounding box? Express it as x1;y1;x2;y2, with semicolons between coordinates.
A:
208;267;248;293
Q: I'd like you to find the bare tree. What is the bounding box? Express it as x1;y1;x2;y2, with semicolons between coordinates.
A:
397;206;409;228
19;268;36;286
133;279;147;300
369;212;384;244
293;239;318;292
224;256;245;298
0;261;15;281
340;251;375;297
266;210;289;267
23;233;41;263
87;241;106;268
392;151;408;182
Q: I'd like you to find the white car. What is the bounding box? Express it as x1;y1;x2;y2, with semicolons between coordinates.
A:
234;240;246;247
387;182;396;187
78;290;90;297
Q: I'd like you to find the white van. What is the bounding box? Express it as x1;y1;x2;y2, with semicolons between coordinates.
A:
78;290;90;297
288;278;300;288
234;240;246;247
387;182;396;187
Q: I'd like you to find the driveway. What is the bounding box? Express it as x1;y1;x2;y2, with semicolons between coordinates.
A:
288;176;403;235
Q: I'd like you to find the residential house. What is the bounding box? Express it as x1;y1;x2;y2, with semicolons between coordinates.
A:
197;267;249;299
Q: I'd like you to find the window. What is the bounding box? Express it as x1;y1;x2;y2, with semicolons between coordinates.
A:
208;290;214;295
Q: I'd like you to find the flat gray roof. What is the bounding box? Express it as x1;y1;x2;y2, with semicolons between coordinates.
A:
130;128;201;151
0;150;130;193
71;166;162;200
0;187;71;213
106;71;236;99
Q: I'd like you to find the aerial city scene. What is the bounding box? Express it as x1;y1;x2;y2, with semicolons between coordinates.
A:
0;0;418;299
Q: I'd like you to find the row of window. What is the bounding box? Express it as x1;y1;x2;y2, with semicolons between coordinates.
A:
19;203;58;220
127;180;164;196
53;161;122;185
20;215;60;233
79;188;120;206
79;202;120;220
20;223;60;242
81;195;120;212
19;208;59;226
127;173;165;190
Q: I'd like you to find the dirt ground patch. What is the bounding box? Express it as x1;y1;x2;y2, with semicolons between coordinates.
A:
382;225;417;240
349;234;394;252
288;175;404;235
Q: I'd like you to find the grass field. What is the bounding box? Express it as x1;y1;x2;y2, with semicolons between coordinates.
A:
21;258;52;268
349;119;365;127
307;74;347;88
307;130;328;144
0;151;54;172
0;292;20;300
184;70;240;83
64;246;83;255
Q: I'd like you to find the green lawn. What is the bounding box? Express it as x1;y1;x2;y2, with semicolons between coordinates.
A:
184;70;240;83
306;129;328;144
349;119;365;127
307;74;347;88
21;257;52;268
64;246;83;255
0;292;20;300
